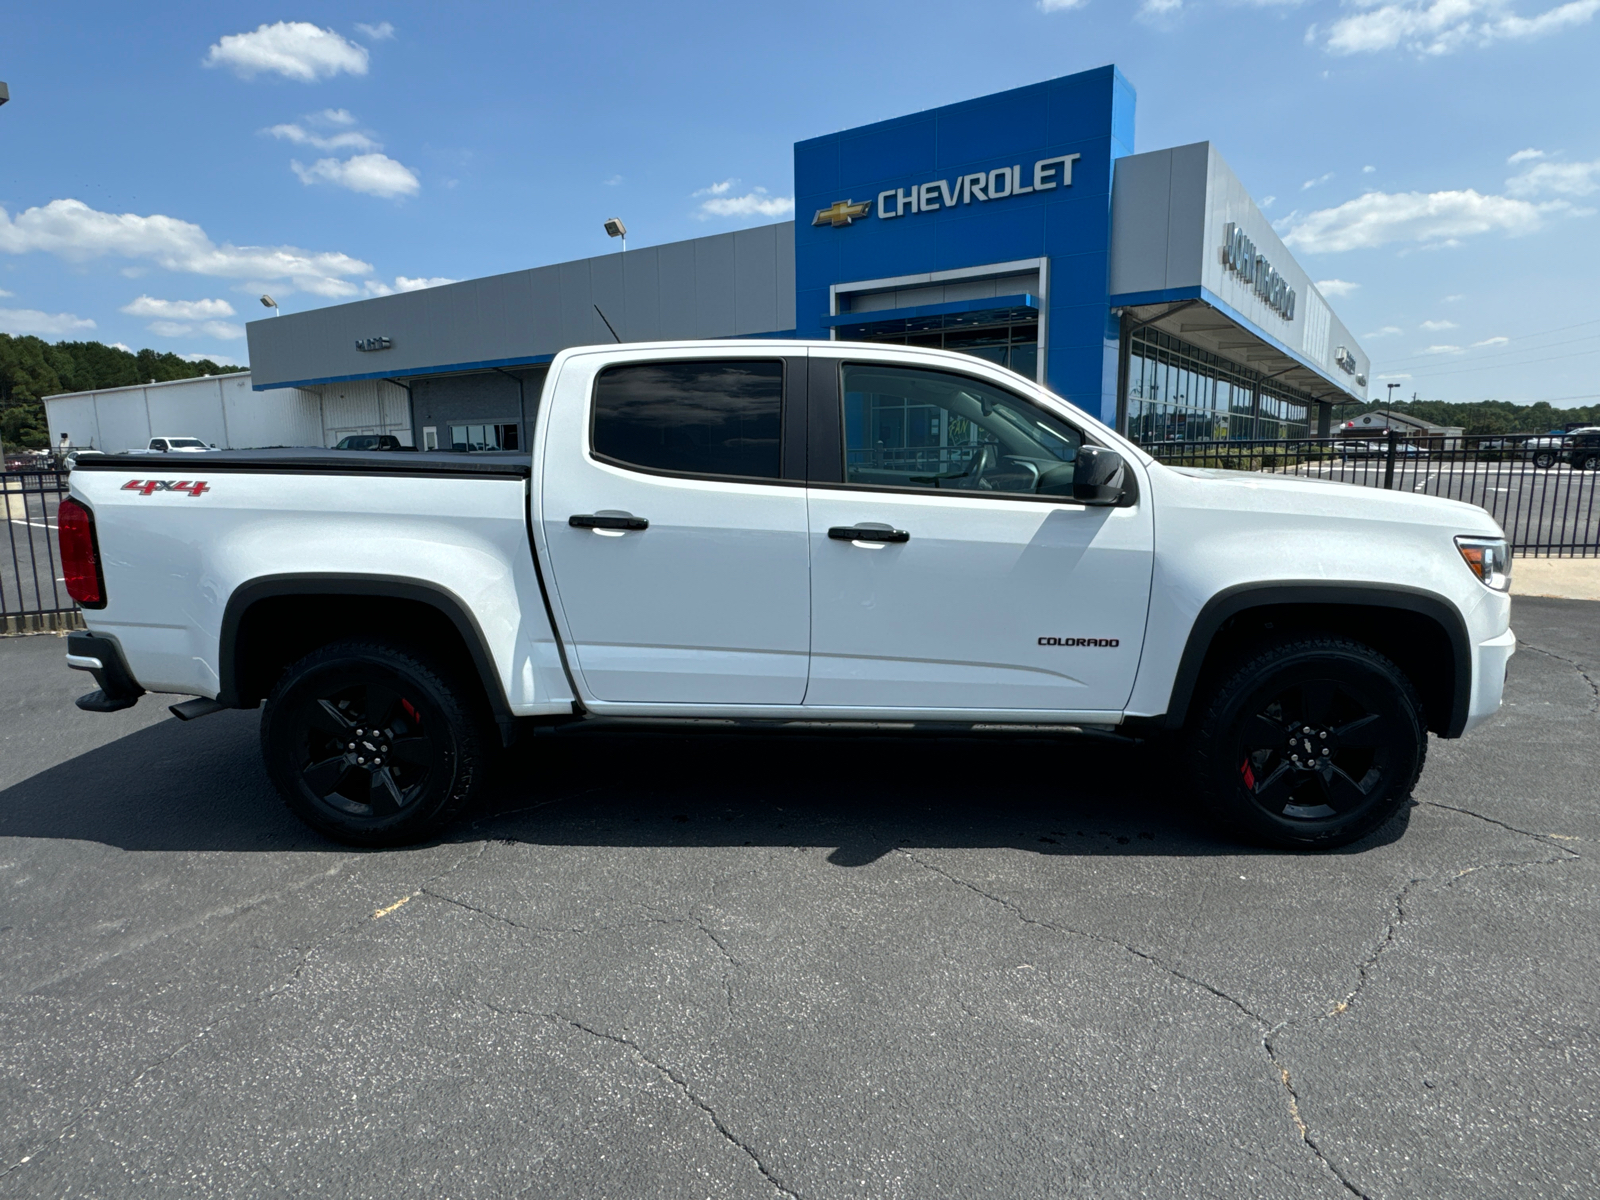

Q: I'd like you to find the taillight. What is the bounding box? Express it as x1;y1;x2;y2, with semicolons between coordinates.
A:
58;498;106;608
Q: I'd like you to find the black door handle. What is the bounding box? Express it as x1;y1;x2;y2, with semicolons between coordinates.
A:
569;513;648;531
828;525;909;543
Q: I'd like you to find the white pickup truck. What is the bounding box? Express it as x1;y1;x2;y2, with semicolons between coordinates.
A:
58;340;1516;850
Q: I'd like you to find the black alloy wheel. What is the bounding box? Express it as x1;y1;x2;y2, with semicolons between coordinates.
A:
1187;638;1425;849
261;640;490;846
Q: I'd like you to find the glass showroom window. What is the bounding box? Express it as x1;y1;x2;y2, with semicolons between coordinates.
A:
449;422;520;451
1126;329;1312;444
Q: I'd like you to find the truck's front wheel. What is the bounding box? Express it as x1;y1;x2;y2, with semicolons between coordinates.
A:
1187;638;1425;850
261;640;491;847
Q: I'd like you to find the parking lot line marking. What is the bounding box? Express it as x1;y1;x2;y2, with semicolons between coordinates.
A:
372;895;412;919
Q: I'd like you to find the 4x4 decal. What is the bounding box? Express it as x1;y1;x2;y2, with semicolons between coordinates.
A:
122;479;211;497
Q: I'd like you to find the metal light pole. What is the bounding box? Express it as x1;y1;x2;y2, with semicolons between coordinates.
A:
1385;382;1400;426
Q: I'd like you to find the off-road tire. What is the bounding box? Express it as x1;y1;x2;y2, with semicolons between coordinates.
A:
261;639;492;847
1186;637;1426;850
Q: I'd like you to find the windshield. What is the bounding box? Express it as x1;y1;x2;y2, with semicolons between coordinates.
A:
166;438;207;449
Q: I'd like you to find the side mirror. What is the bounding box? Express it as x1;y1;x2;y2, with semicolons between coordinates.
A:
1072;445;1126;506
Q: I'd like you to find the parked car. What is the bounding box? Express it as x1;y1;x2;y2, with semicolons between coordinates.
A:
59;339;1515;852
1336;439;1424;460
1532;426;1600;469
333;434;413;451
62;449;106;471
126;436;215;455
1560;430;1600;471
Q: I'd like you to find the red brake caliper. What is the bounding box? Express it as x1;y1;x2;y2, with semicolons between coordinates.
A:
1240;760;1256;790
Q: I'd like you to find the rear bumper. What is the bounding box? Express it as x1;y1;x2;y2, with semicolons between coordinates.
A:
65;632;145;712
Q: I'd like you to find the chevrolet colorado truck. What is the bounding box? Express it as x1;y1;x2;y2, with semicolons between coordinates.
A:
57;340;1516;849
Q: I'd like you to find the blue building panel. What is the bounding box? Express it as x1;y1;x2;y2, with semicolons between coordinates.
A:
794;64;1136;425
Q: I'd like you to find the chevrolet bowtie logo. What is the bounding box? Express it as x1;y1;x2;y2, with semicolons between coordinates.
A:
813;199;872;228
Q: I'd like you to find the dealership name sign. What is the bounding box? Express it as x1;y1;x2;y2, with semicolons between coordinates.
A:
1220;222;1296;322
812;154;1081;228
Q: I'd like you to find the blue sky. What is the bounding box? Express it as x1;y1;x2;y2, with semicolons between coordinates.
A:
3;0;1598;407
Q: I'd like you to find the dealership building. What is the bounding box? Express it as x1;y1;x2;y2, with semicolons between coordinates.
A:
92;65;1368;454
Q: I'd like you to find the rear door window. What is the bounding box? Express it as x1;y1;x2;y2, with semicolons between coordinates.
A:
592;360;783;481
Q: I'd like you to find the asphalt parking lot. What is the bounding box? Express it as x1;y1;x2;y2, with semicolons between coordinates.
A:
2;598;1596;1198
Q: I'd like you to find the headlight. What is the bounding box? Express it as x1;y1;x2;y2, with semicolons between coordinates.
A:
1455;536;1511;592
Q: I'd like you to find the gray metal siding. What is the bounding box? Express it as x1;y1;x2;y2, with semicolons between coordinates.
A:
247;222;799;388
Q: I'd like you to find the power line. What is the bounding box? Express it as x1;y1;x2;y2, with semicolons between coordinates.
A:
1373;326;1600;371
1379;344;1600;380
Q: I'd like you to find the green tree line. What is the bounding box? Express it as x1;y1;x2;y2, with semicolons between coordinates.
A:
1382;397;1600;436
1;334;246;450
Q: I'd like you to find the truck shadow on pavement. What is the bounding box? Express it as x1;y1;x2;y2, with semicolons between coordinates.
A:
0;708;1410;858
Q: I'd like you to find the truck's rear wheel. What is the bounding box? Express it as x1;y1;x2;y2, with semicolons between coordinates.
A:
1187;638;1425;850
261;640;490;847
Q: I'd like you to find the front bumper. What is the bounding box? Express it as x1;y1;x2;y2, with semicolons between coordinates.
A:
1462;626;1517;735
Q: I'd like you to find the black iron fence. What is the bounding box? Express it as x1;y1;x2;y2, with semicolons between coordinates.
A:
2;469;81;633
1141;432;1599;557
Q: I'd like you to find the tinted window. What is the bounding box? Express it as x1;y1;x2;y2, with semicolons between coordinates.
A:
841;363;1082;497
593;360;783;480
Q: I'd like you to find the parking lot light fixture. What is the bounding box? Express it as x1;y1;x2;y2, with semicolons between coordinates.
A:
603;218;627;253
260;295;279;317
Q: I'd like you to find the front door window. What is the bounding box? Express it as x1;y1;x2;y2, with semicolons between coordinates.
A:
842;363;1081;497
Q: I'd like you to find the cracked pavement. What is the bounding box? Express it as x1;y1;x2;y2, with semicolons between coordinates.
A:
1;596;1595;1198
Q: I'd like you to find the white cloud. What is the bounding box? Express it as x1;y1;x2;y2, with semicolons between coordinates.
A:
1363;165;1377;173
695;186;794;220
0;198;373;297
110;342;133;352
1377;372;1413;379
1474;335;1511;346
1420;318;1458;330
120;295;236;320
1038;0;1088;10
0;307;96;336
1508;147;1546;164
1303;172;1335;189
1366;326;1405;337
266;122;380;153
1316;278;1360;296
355;21;396;40
1443;293;1465;301
1507;158;1600;197
695;180;736;197
1422;344;1465;354
1280;188;1563;252
147;318;245;340
1137;0;1183;20
605;174;623;186
362;274;459;297
204;22;370;82
180;352;243;365
1261;194;1276;208
292;154;420;199
1322;0;1600;56
321;108;358;126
